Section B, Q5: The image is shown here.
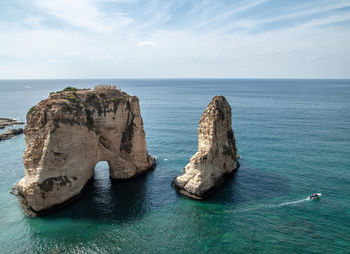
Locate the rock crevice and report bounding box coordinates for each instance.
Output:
[174,96,239,199]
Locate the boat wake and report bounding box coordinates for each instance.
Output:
[226,197,311,214]
[274,198,310,207]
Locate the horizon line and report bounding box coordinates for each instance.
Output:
[1,77,350,81]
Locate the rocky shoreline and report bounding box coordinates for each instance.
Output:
[0,117,24,141]
[0,117,24,129]
[0,128,23,141]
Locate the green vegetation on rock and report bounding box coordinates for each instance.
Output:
[53,87,90,94]
[62,87,79,92]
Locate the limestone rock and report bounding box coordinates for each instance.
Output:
[13,86,155,215]
[174,96,239,199]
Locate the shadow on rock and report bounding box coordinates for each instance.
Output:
[40,171,153,222]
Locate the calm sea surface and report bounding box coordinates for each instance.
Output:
[0,79,349,253]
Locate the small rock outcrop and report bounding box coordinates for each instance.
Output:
[0,128,23,141]
[174,96,239,199]
[13,86,155,215]
[0,117,24,129]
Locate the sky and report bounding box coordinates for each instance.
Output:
[0,0,349,79]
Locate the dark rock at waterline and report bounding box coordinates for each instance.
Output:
[0,128,23,141]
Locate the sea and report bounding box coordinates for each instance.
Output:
[0,79,349,253]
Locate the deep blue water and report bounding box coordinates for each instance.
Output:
[0,79,350,253]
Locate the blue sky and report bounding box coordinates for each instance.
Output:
[0,0,349,79]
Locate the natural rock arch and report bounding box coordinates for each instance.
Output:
[13,86,155,216]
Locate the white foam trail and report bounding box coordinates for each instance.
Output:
[164,158,168,161]
[24,86,33,89]
[274,198,309,207]
[226,198,310,214]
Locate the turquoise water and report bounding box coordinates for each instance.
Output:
[0,79,350,253]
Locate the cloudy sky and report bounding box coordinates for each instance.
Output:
[0,0,349,79]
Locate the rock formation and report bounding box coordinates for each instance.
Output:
[174,96,239,199]
[0,117,24,129]
[0,128,23,141]
[12,86,155,215]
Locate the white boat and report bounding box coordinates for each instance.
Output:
[309,193,322,200]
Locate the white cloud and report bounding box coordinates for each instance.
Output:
[89,55,116,60]
[137,41,159,47]
[194,0,270,29]
[32,0,132,32]
[261,1,350,25]
[67,52,81,56]
[0,0,349,78]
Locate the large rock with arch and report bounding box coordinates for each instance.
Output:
[12,86,155,216]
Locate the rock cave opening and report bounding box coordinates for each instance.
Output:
[94,161,111,182]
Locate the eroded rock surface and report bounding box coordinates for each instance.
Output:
[13,86,155,215]
[174,96,239,199]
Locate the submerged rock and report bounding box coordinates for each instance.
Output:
[13,86,155,216]
[0,128,23,141]
[174,96,239,199]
